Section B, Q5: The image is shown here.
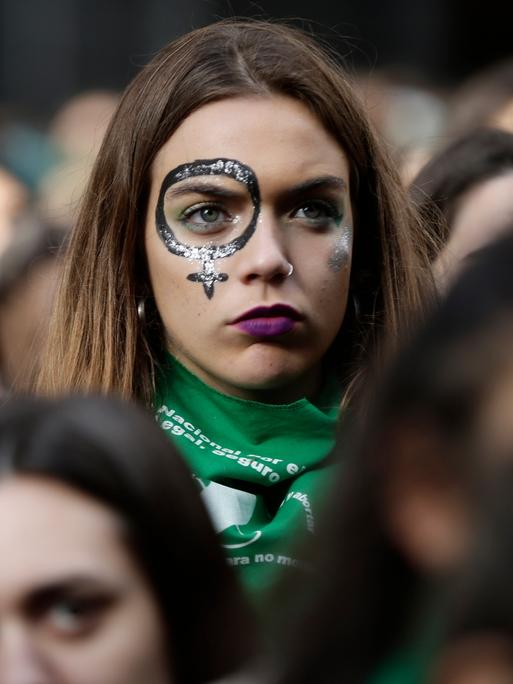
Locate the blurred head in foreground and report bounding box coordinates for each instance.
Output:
[0,394,255,683]
[276,228,513,683]
[429,466,513,684]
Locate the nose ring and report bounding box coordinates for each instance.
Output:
[286,263,294,278]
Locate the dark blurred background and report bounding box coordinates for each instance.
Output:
[1,0,512,125]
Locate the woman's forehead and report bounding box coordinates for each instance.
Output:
[150,95,351,189]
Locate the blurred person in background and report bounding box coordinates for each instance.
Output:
[273,227,513,684]
[0,164,29,253]
[1,90,118,233]
[0,91,118,394]
[47,90,120,161]
[34,19,434,611]
[353,69,448,185]
[0,394,257,684]
[0,107,61,196]
[0,219,65,394]
[0,161,64,395]
[36,89,119,232]
[443,57,513,142]
[409,127,513,290]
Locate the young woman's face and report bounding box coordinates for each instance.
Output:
[0,477,170,684]
[145,95,354,402]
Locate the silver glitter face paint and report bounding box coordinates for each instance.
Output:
[155,158,260,299]
[328,226,353,272]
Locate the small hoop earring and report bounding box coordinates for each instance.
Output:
[286,263,294,278]
[137,299,146,324]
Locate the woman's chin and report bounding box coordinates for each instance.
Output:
[172,346,323,401]
[216,362,321,403]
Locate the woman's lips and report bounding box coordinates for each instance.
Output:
[236,317,296,337]
[231,305,302,338]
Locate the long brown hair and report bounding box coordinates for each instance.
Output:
[36,19,434,406]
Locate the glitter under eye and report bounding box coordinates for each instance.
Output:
[328,226,353,272]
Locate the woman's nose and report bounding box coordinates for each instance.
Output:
[0,625,53,684]
[235,211,292,284]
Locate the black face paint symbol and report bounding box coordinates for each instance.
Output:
[155,159,260,299]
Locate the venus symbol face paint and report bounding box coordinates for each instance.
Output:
[155,158,260,299]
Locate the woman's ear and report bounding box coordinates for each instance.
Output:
[381,419,472,575]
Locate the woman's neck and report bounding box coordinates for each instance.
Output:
[167,352,324,404]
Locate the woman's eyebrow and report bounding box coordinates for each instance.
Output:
[164,175,347,208]
[22,576,119,613]
[165,182,244,200]
[274,176,347,209]
[22,574,124,613]
[285,176,347,197]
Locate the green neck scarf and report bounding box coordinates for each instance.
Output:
[155,355,342,603]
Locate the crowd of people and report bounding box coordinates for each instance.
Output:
[0,17,512,684]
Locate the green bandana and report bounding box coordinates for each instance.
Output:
[155,355,342,602]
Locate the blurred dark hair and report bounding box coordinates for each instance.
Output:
[443,465,513,640]
[410,127,513,257]
[276,228,513,683]
[0,394,256,683]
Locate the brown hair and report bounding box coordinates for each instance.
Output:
[35,19,434,407]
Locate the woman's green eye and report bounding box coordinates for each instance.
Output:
[299,204,323,219]
[179,203,233,233]
[45,595,111,636]
[198,207,221,223]
[293,201,340,222]
[48,601,90,632]
[182,204,226,225]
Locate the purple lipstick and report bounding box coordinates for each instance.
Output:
[232,304,302,338]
